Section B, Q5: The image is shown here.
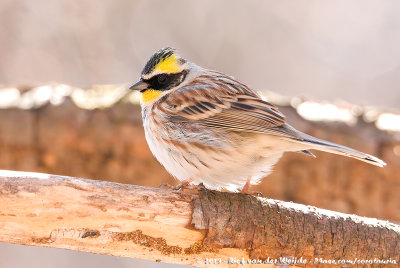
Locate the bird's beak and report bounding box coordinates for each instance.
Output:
[129,79,149,92]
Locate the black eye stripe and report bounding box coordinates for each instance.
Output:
[158,74,168,83]
[143,71,187,91]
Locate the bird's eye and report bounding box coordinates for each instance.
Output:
[157,74,168,84]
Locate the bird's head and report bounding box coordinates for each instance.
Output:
[130,47,191,105]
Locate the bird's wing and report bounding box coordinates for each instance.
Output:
[160,71,287,133]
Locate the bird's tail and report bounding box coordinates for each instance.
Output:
[297,132,386,167]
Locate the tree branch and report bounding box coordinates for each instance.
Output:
[0,170,398,267]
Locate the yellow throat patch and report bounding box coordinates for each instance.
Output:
[154,54,182,74]
[141,89,163,103]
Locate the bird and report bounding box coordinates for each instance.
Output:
[129,47,386,193]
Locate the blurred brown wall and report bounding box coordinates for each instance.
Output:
[0,101,398,223]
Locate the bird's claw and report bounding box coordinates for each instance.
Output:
[240,189,263,197]
[159,181,202,192]
[158,182,175,189]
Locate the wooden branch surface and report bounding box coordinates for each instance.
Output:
[0,170,399,267]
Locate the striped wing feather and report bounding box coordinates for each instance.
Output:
[162,72,286,133]
[157,72,386,167]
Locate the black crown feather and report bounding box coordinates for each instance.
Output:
[141,47,176,75]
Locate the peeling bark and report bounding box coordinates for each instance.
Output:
[0,170,399,267]
[192,189,400,265]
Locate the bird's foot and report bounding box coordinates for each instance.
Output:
[241,190,263,197]
[240,178,263,197]
[159,177,197,192]
[172,183,198,191]
[158,182,175,189]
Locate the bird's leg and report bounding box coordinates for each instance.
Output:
[240,178,252,194]
[240,177,263,197]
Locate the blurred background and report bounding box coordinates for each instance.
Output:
[0,0,399,267]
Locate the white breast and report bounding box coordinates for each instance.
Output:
[141,104,289,191]
[142,108,197,182]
